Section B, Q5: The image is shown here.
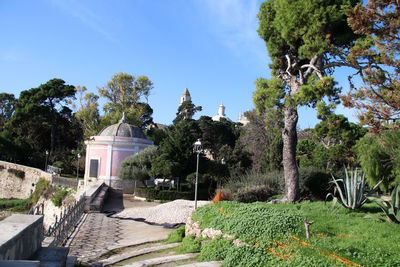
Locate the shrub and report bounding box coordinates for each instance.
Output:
[224,168,332,202]
[30,178,50,204]
[199,236,233,261]
[135,187,193,201]
[7,168,25,179]
[51,187,69,207]
[166,225,185,243]
[179,236,201,253]
[298,167,331,200]
[119,146,158,182]
[224,170,284,203]
[232,185,277,203]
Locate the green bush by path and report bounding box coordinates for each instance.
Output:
[223,168,332,202]
[179,236,201,253]
[166,225,185,244]
[193,201,400,266]
[199,236,233,261]
[135,187,193,201]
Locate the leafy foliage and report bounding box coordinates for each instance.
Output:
[178,236,201,253]
[119,146,158,182]
[75,86,101,139]
[193,202,302,244]
[199,236,233,262]
[0,93,16,130]
[173,100,202,124]
[135,187,193,201]
[194,201,400,266]
[166,225,185,243]
[98,72,154,129]
[5,79,82,167]
[355,129,400,191]
[51,187,69,207]
[342,0,400,133]
[255,0,357,202]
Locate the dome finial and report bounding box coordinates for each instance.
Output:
[120,112,128,123]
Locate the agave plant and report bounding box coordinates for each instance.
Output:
[326,167,382,210]
[370,184,400,223]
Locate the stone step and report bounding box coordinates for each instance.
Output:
[90,185,109,212]
[99,243,180,266]
[122,253,198,267]
[0,260,40,267]
[31,247,69,267]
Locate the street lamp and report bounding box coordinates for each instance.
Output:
[76,153,81,182]
[45,150,49,172]
[221,157,226,165]
[193,139,203,210]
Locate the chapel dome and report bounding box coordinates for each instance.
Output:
[98,113,147,139]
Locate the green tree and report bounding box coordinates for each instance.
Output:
[150,121,201,180]
[356,129,400,191]
[119,146,159,183]
[313,113,367,169]
[173,100,202,124]
[75,86,101,139]
[0,93,16,130]
[98,72,154,128]
[9,79,82,166]
[254,0,357,202]
[197,116,237,159]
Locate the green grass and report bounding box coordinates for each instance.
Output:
[0,198,30,212]
[193,201,400,266]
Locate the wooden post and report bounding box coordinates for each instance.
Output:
[304,218,314,239]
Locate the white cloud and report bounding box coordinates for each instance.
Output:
[199,0,266,61]
[49,0,117,43]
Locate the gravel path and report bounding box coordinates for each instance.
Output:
[111,199,210,225]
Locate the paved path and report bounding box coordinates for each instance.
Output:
[66,189,173,264]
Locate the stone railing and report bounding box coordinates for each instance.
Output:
[0,214,43,260]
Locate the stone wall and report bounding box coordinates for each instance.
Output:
[0,214,43,260]
[0,161,52,200]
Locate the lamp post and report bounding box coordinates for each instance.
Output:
[193,139,203,210]
[76,153,81,182]
[45,150,49,172]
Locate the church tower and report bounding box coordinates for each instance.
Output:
[180,88,191,105]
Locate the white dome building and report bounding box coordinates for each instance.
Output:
[83,113,154,193]
[212,104,231,122]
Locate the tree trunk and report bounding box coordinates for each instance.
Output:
[282,105,299,202]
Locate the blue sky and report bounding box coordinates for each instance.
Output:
[0,0,358,129]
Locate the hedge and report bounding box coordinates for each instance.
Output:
[135,187,193,200]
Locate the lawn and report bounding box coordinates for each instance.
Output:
[192,201,400,266]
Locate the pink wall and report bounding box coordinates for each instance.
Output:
[88,146,108,177]
[111,149,135,176]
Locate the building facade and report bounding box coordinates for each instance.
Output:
[83,113,154,193]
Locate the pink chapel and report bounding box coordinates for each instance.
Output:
[83,113,154,193]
